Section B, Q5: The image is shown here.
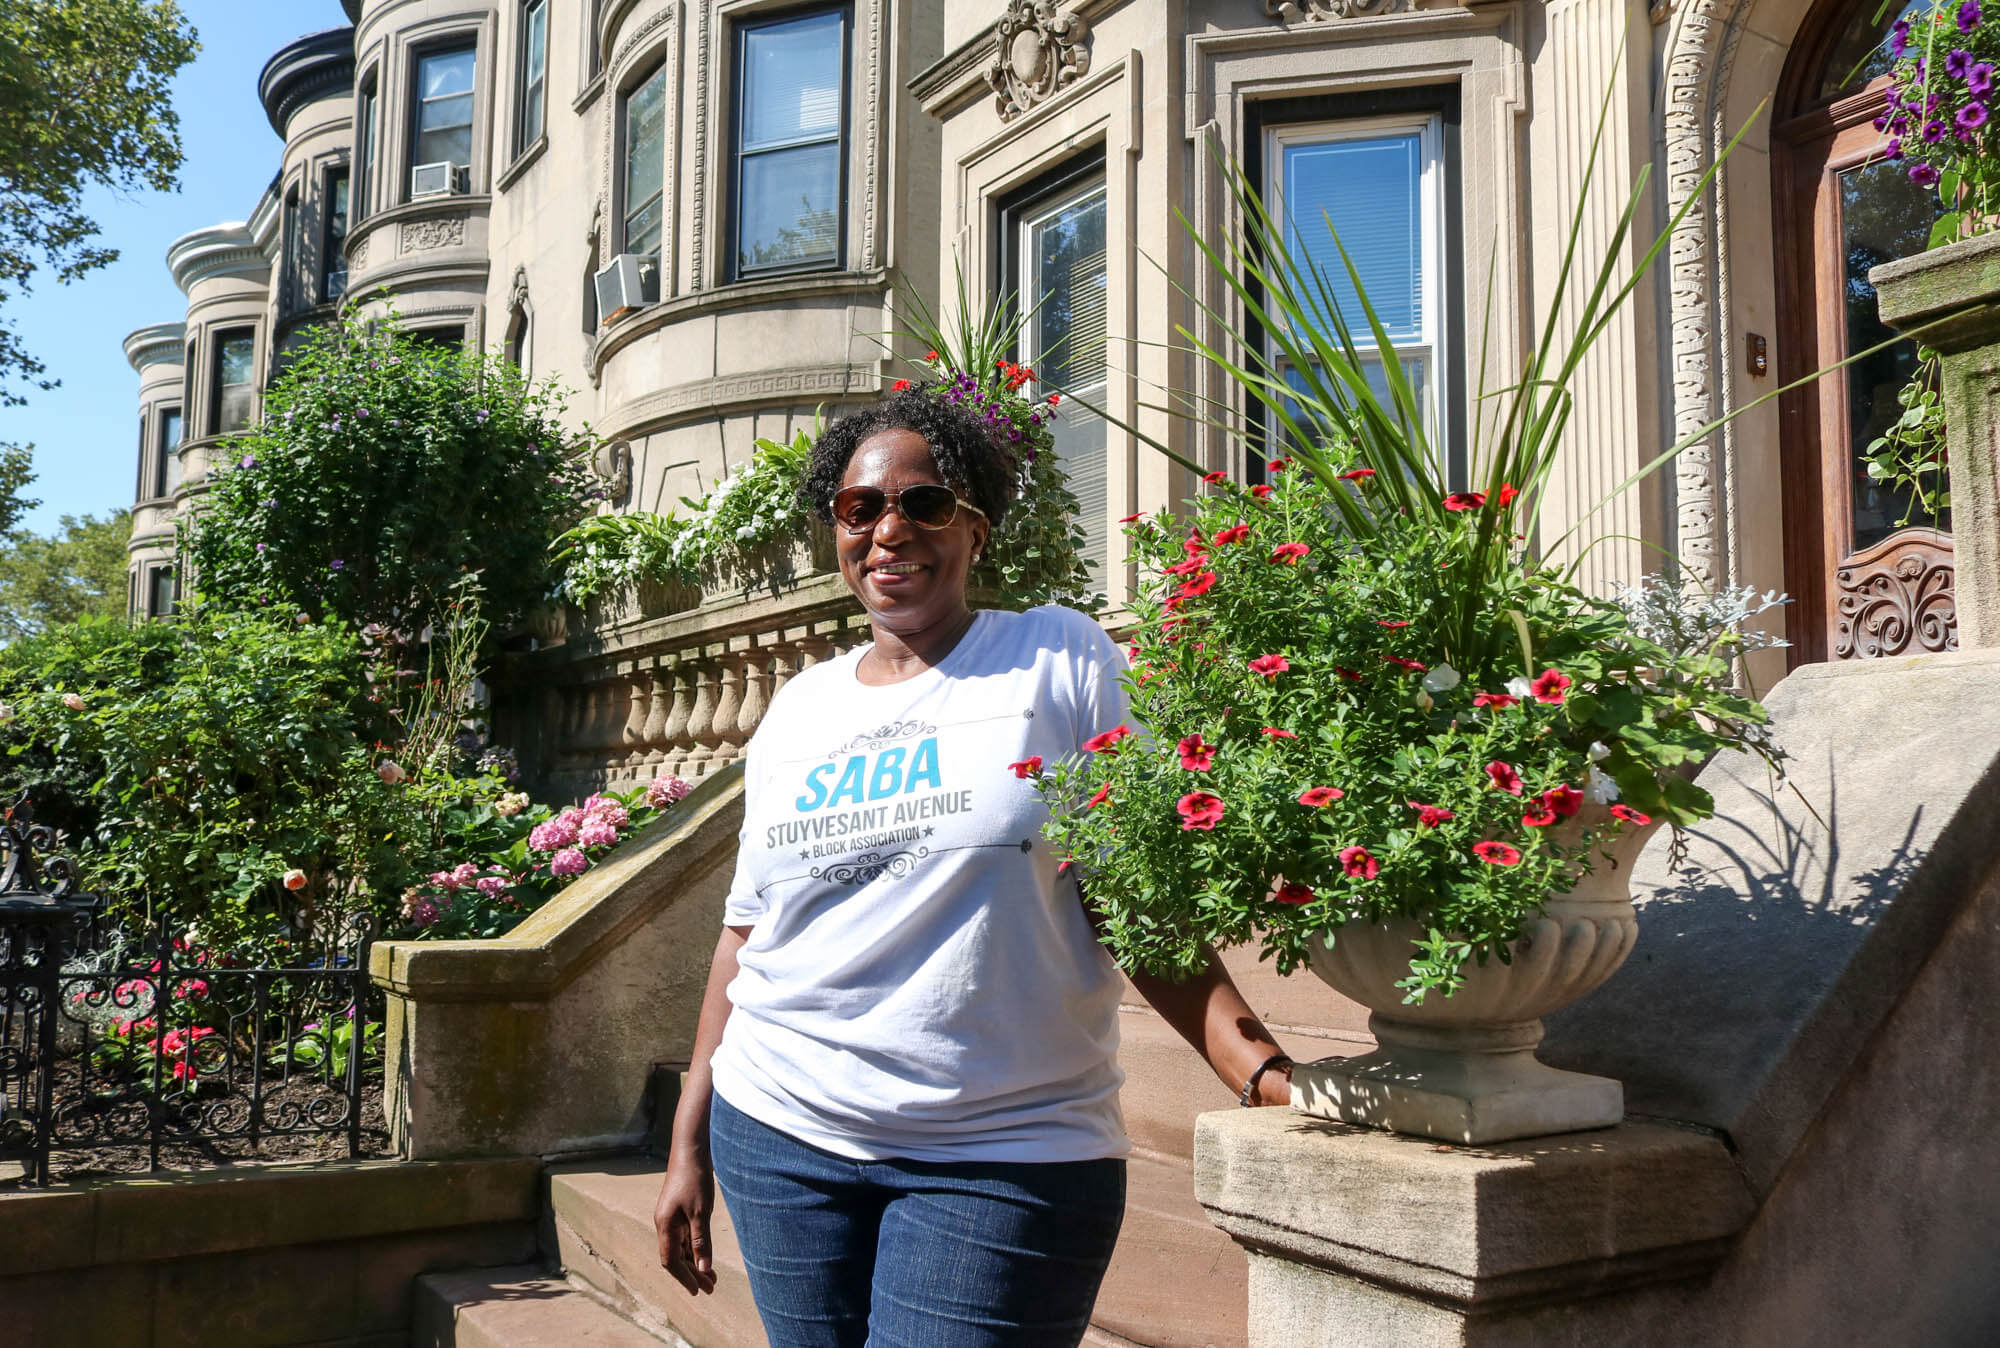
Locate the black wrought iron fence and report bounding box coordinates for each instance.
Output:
[0,797,382,1185]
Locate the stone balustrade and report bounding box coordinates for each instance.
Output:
[491,569,869,802]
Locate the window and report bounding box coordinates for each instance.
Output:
[587,0,605,80]
[183,340,197,431]
[732,7,846,276]
[147,567,176,620]
[1006,166,1110,589]
[621,63,668,257]
[355,77,377,219]
[280,187,301,314]
[411,46,476,187]
[323,168,350,302]
[211,330,257,436]
[1264,112,1450,458]
[517,0,548,153]
[134,416,146,500]
[408,326,464,352]
[157,406,183,498]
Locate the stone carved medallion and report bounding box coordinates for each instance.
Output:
[400,216,466,254]
[1265,0,1406,21]
[593,439,633,508]
[988,1,1091,120]
[1834,529,1957,659]
[347,234,369,269]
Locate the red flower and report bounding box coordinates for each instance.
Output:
[1178,792,1226,830]
[1496,483,1519,507]
[1375,619,1410,629]
[1269,542,1310,564]
[1082,725,1133,754]
[1297,786,1343,807]
[1339,845,1380,879]
[1057,857,1075,874]
[1485,761,1524,795]
[1472,691,1519,709]
[1274,881,1315,904]
[1407,801,1455,828]
[1267,458,1290,473]
[925,349,939,361]
[1213,524,1252,546]
[1183,534,1210,559]
[1250,484,1274,499]
[1261,727,1298,740]
[1530,668,1572,704]
[1382,655,1427,673]
[1203,470,1228,484]
[1162,557,1206,576]
[1248,653,1291,677]
[172,1061,198,1082]
[1610,803,1652,826]
[1443,492,1488,511]
[1047,393,1062,406]
[892,378,912,392]
[1522,802,1557,827]
[1176,570,1218,599]
[1338,467,1376,482]
[1085,784,1113,809]
[1333,666,1362,682]
[1542,784,1583,818]
[1177,734,1216,771]
[1008,756,1044,779]
[1119,511,1146,524]
[1473,841,1523,866]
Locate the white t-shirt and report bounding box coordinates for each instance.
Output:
[708,605,1131,1163]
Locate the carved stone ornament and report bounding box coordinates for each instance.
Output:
[1265,0,1406,21]
[987,1,1091,121]
[594,439,634,508]
[347,234,369,269]
[400,216,466,254]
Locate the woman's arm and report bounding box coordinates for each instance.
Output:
[653,923,751,1293]
[1125,949,1293,1107]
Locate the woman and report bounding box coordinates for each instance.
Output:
[653,387,1293,1347]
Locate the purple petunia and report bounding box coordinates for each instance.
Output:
[1960,0,1981,34]
[1925,118,1950,141]
[1892,18,1912,55]
[330,558,345,571]
[1960,100,1990,130]
[1911,162,1943,187]
[1972,62,1996,95]
[1949,48,1974,79]
[1886,135,1905,159]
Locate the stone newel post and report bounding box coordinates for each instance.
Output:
[1873,232,2000,647]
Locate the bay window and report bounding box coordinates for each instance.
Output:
[731,7,846,276]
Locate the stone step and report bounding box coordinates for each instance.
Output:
[547,1145,1250,1348]
[412,1265,680,1347]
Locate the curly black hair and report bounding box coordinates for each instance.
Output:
[799,387,1019,530]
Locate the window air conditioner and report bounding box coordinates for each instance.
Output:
[594,253,661,323]
[410,161,467,198]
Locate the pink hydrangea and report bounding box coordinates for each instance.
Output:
[578,818,619,848]
[429,862,480,890]
[549,847,590,878]
[529,816,580,852]
[582,794,631,828]
[475,875,510,897]
[403,897,441,928]
[645,775,694,808]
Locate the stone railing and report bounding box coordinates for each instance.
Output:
[491,566,870,801]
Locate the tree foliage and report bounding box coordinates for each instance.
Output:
[0,0,200,404]
[185,317,594,645]
[0,440,40,535]
[0,506,131,642]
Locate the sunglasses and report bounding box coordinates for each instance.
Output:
[831,484,987,533]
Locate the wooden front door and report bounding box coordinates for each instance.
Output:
[1775,0,1956,664]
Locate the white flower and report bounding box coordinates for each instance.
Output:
[1586,766,1621,804]
[494,791,531,817]
[282,868,309,891]
[0,703,14,725]
[60,693,86,711]
[1421,664,1461,694]
[1506,676,1533,701]
[1588,741,1610,762]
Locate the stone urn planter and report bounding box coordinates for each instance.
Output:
[1294,806,1656,1144]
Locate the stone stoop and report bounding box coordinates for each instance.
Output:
[412,1266,684,1346]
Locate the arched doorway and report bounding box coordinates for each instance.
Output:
[1774,0,1956,663]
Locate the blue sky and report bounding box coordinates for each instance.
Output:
[0,1,349,535]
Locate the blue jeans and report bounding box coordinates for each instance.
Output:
[709,1092,1126,1347]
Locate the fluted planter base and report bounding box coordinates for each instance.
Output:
[1292,1015,1622,1144]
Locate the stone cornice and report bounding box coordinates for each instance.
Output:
[167,223,269,295]
[258,27,357,137]
[911,23,999,118]
[123,322,187,375]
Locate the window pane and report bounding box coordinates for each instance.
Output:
[623,65,668,253]
[149,568,176,619]
[522,1,547,146]
[421,49,475,100]
[220,336,255,386]
[1282,133,1424,343]
[1281,356,1429,446]
[1027,187,1108,392]
[742,12,844,149]
[357,89,375,216]
[159,409,183,496]
[739,142,839,270]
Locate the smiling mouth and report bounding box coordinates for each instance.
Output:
[870,563,927,576]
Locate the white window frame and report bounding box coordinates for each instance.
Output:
[1263,112,1448,461]
[517,0,549,153]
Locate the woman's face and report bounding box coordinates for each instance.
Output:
[834,427,990,638]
